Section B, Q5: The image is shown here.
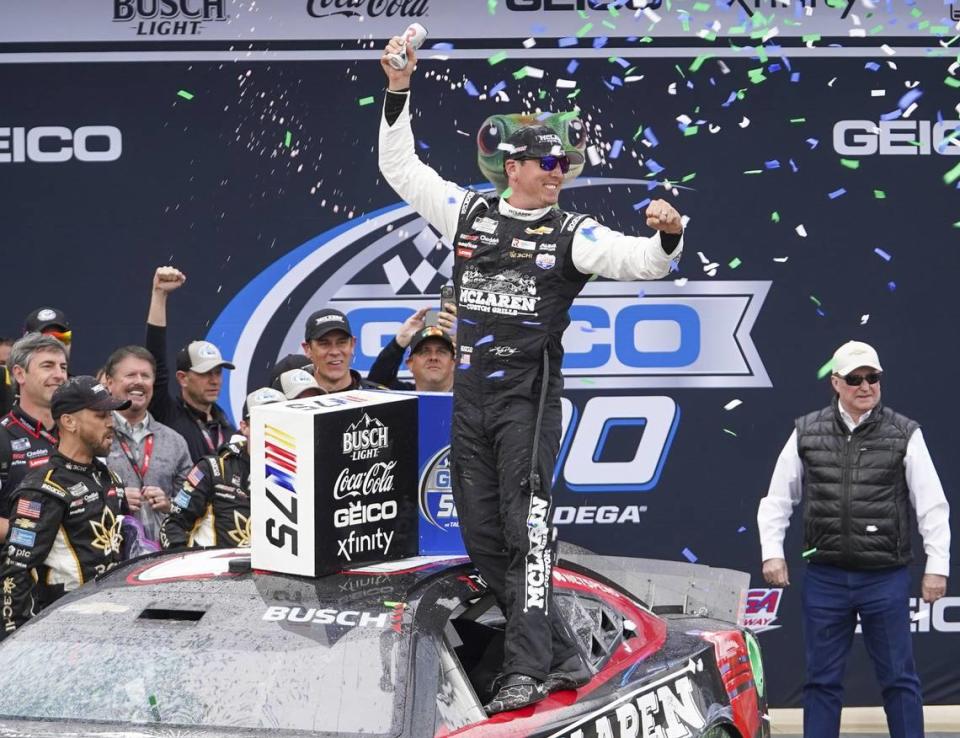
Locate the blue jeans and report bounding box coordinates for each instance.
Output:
[802,563,923,738]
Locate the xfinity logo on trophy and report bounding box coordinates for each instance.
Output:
[342,413,389,460]
[113,0,228,36]
[307,0,429,19]
[728,0,854,19]
[0,126,122,164]
[833,120,960,156]
[505,0,662,10]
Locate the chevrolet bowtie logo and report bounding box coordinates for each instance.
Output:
[728,0,855,20]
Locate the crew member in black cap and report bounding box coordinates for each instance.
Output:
[145,266,237,463]
[379,40,685,713]
[368,312,456,392]
[0,376,130,639]
[161,387,285,550]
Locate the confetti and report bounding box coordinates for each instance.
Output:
[681,547,698,563]
[874,189,887,199]
[773,256,789,263]
[501,187,513,199]
[861,314,870,325]
[610,139,623,159]
[728,257,742,269]
[912,609,931,622]
[358,96,375,106]
[802,547,818,558]
[737,526,747,533]
[723,428,737,437]
[887,281,897,291]
[724,399,742,411]
[487,370,505,379]
[840,158,860,169]
[874,247,892,261]
[566,59,579,74]
[176,90,194,100]
[556,78,578,89]
[944,161,960,186]
[284,131,292,148]
[464,80,480,97]
[828,188,847,199]
[771,211,780,222]
[488,51,508,66]
[795,224,808,238]
[816,359,834,380]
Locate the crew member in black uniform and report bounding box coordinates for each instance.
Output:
[160,387,285,549]
[0,376,130,639]
[379,39,685,712]
[0,334,68,542]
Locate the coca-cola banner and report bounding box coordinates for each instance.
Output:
[1,0,958,708]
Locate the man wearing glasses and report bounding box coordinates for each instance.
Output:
[378,39,684,713]
[758,340,950,738]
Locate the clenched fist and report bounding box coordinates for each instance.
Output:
[645,199,683,235]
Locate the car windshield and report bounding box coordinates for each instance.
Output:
[0,574,406,735]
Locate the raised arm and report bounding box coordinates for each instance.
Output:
[378,37,467,244]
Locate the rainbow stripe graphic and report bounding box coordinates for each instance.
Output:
[265,424,297,494]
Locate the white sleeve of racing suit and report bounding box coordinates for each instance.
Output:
[569,217,683,281]
[378,90,469,244]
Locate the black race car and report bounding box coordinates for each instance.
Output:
[0,548,769,737]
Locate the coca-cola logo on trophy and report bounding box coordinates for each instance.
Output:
[306,0,429,20]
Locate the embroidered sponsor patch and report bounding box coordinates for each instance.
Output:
[68,483,88,498]
[10,529,36,547]
[10,438,29,452]
[511,237,536,251]
[456,248,474,259]
[535,253,556,270]
[174,490,192,508]
[187,467,205,486]
[472,217,498,234]
[525,225,554,235]
[15,499,42,520]
[539,242,557,252]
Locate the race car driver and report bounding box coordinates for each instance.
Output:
[0,376,130,640]
[160,387,286,549]
[378,40,685,713]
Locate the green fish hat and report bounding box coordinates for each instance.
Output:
[476,112,588,195]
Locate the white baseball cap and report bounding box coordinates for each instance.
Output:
[832,340,882,377]
[275,368,322,400]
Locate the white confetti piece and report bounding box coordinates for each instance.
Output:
[739,116,750,128]
[796,224,808,238]
[521,66,544,79]
[624,75,645,83]
[773,256,789,263]
[522,37,536,48]
[860,314,870,325]
[586,145,602,166]
[673,277,689,287]
[708,123,721,133]
[762,27,779,42]
[697,251,710,264]
[724,399,742,411]
[849,28,866,37]
[881,43,896,56]
[903,102,917,118]
[912,609,930,622]
[642,6,661,23]
[828,77,837,87]
[668,82,677,95]
[555,78,577,89]
[871,89,886,96]
[677,114,693,126]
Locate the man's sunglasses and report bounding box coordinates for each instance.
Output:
[42,328,72,346]
[839,371,882,387]
[523,155,571,174]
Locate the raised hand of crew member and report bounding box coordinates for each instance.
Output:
[644,199,683,235]
[438,303,457,342]
[143,485,171,514]
[762,557,790,587]
[922,573,947,604]
[396,307,429,348]
[153,266,187,294]
[381,37,418,91]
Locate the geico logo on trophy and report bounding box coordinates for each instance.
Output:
[342,413,389,459]
[113,0,228,36]
[333,461,397,500]
[333,499,398,529]
[0,126,122,164]
[833,120,960,156]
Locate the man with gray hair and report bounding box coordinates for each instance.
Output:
[0,334,68,542]
[103,345,193,547]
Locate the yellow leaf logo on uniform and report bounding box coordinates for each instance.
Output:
[227,511,251,547]
[90,507,122,556]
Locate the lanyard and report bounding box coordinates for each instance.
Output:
[195,419,224,454]
[118,434,155,484]
[7,412,58,446]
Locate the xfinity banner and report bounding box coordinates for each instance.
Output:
[0,10,958,708]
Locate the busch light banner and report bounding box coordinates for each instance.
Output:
[1,0,958,708]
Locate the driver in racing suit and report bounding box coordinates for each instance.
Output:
[0,376,130,640]
[378,40,685,713]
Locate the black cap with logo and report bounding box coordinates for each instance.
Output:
[503,125,585,164]
[52,376,130,420]
[305,309,353,342]
[24,307,70,334]
[409,326,455,355]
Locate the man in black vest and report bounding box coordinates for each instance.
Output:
[379,39,685,713]
[758,340,950,738]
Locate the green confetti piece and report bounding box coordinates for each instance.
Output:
[683,126,699,137]
[487,0,496,13]
[944,161,960,186]
[176,89,194,100]
[910,7,923,17]
[689,54,714,72]
[945,76,960,89]
[816,359,834,380]
[789,117,806,124]
[488,50,508,66]
[512,67,528,80]
[538,89,547,100]
[802,547,818,558]
[840,158,860,169]
[743,169,763,175]
[674,63,687,79]
[284,131,292,148]
[801,33,821,43]
[953,221,960,229]
[639,36,653,44]
[931,24,949,34]
[576,22,593,38]
[723,428,738,437]
[608,4,620,17]
[580,377,596,385]
[632,125,644,141]
[358,96,375,106]
[680,172,696,183]
[771,211,780,222]
[501,187,513,199]
[577,9,589,19]
[149,695,158,706]
[868,24,885,35]
[728,257,742,269]
[809,295,822,307]
[748,68,767,84]
[566,89,582,99]
[692,1,710,10]
[383,600,405,608]
[874,189,886,199]
[602,19,617,30]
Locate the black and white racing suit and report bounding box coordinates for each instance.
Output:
[379,89,683,681]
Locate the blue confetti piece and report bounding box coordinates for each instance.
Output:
[828,187,846,199]
[566,59,579,75]
[486,370,506,379]
[668,259,680,273]
[681,547,698,563]
[460,318,477,326]
[737,526,747,533]
[790,72,800,82]
[646,159,664,175]
[458,363,471,371]
[768,63,782,73]
[626,35,638,42]
[789,158,798,173]
[610,76,623,87]
[874,247,892,261]
[475,334,494,346]
[610,139,623,159]
[464,80,479,97]
[611,56,630,68]
[558,36,578,47]
[447,196,457,204]
[521,321,542,326]
[816,308,826,317]
[603,80,615,91]
[637,289,646,298]
[764,159,781,169]
[721,91,738,107]
[806,138,819,149]
[887,281,897,291]
[431,42,454,50]
[644,127,659,147]
[489,80,507,96]
[898,87,923,110]
[864,61,881,71]
[417,140,430,150]
[592,36,608,49]
[879,108,902,121]
[532,24,546,33]
[632,197,652,211]
[581,226,598,241]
